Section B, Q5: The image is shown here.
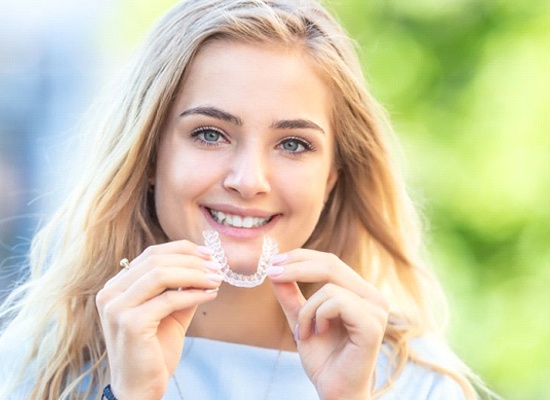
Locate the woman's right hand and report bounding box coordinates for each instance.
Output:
[95,240,223,400]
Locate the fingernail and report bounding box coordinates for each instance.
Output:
[204,287,219,295]
[198,246,213,256]
[266,266,285,277]
[206,273,224,282]
[269,253,288,265]
[294,324,300,342]
[204,260,222,272]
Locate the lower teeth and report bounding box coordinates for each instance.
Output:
[202,230,278,288]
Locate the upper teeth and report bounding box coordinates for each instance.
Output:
[209,209,271,228]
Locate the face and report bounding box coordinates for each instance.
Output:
[154,41,338,272]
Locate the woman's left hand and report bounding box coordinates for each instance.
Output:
[268,249,390,400]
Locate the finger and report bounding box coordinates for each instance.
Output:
[319,298,389,348]
[270,281,306,334]
[107,249,217,293]
[121,266,223,307]
[268,249,377,301]
[298,284,388,345]
[132,240,213,266]
[314,293,364,337]
[118,288,220,337]
[294,283,350,340]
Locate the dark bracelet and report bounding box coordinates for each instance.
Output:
[102,384,118,400]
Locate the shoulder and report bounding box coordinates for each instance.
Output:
[375,337,467,400]
[0,331,34,399]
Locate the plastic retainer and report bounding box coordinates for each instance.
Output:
[202,230,278,288]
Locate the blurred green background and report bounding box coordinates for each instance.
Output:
[63,0,550,399]
[337,2,550,398]
[336,2,550,399]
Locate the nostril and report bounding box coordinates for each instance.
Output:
[222,163,271,198]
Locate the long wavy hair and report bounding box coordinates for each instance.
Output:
[0,0,488,398]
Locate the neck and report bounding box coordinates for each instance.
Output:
[187,282,296,351]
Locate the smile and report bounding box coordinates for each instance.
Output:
[208,208,273,228]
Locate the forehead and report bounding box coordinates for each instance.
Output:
[173,40,333,129]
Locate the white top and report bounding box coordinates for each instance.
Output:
[0,336,466,399]
[162,337,466,400]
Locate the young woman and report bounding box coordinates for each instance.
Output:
[0,0,494,399]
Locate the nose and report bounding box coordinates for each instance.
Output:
[222,147,271,198]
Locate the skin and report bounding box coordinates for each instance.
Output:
[96,41,389,400]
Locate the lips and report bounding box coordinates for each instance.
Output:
[207,208,274,228]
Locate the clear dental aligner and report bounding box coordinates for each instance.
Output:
[202,230,279,288]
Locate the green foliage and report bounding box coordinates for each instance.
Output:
[335,1,550,398]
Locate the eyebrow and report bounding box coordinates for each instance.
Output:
[180,105,325,134]
[270,119,325,135]
[179,106,243,126]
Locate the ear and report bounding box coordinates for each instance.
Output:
[147,173,156,193]
[324,167,339,203]
[148,171,156,186]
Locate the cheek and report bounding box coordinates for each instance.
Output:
[274,179,327,252]
[277,166,330,217]
[153,142,217,217]
[153,146,223,241]
[155,140,219,193]
[156,162,203,193]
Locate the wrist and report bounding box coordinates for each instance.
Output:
[102,385,118,400]
[101,383,165,400]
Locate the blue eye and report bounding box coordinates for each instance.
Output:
[279,137,315,154]
[202,130,221,142]
[190,127,227,146]
[282,141,300,152]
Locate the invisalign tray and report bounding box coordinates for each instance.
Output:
[202,230,279,288]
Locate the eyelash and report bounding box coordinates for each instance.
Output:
[190,126,228,147]
[278,136,316,155]
[190,127,316,155]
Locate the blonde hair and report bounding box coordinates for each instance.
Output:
[0,0,490,398]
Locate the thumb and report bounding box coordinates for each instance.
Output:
[270,281,306,331]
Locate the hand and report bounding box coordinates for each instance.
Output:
[267,250,390,400]
[95,241,223,400]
